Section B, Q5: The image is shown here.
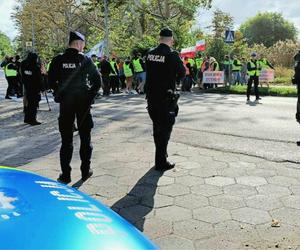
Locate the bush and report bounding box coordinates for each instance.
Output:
[273,66,294,85]
[204,85,297,97]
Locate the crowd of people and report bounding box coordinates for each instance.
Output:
[1,48,276,106]
[180,52,274,93]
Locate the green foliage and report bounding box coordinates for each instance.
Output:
[206,85,297,97]
[240,12,297,47]
[243,40,300,68]
[206,37,230,63]
[13,0,212,58]
[209,9,233,38]
[0,32,14,57]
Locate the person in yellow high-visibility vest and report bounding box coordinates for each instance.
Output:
[247,52,262,102]
[5,57,21,99]
[132,53,146,94]
[123,57,135,94]
[109,57,120,94]
[259,54,274,88]
[232,55,242,85]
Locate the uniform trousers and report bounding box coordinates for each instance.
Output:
[58,94,93,176]
[148,102,175,166]
[247,75,259,99]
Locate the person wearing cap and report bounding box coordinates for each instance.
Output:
[246,52,262,102]
[48,31,101,184]
[145,28,185,171]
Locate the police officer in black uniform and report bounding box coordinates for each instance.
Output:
[145,28,185,171]
[48,31,101,184]
[20,52,43,125]
[294,50,300,123]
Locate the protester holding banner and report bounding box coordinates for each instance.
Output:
[259,55,274,88]
[209,57,219,88]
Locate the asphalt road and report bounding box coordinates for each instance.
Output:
[1,74,300,164]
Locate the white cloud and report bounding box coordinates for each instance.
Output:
[0,0,18,40]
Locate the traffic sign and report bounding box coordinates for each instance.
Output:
[225,30,235,43]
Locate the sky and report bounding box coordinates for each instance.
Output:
[196,0,300,34]
[0,1,18,39]
[1,0,300,40]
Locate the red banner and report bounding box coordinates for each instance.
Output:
[180,46,196,58]
[196,40,205,51]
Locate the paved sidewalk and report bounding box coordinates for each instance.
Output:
[21,111,300,250]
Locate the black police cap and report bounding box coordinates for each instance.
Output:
[159,28,173,37]
[69,31,85,45]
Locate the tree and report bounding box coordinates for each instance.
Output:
[0,32,14,57]
[240,12,297,47]
[13,0,212,58]
[209,8,233,38]
[205,9,234,63]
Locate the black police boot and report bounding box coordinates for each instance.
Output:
[57,173,71,184]
[81,169,93,181]
[29,120,42,126]
[5,95,12,99]
[155,161,175,171]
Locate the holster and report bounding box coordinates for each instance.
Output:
[165,89,180,117]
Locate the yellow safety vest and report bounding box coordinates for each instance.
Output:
[123,63,133,77]
[248,61,261,76]
[195,58,203,69]
[110,61,117,76]
[94,61,100,68]
[46,60,52,72]
[5,63,17,77]
[132,58,143,73]
[188,58,195,67]
[260,59,269,69]
[232,59,242,71]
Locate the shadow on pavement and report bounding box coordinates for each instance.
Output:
[111,167,163,232]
